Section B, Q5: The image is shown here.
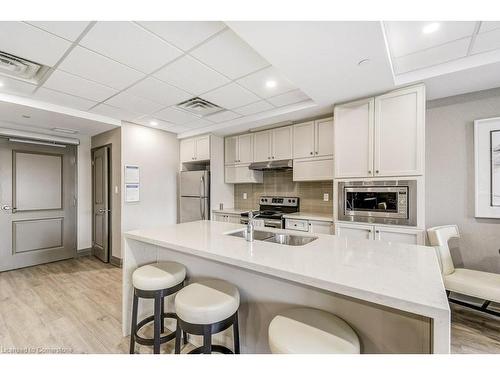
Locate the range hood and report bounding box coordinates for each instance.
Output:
[248,159,293,170]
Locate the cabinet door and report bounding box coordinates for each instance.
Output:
[272,126,293,160]
[224,136,238,165]
[309,220,333,234]
[293,156,333,181]
[238,134,253,163]
[227,214,242,224]
[374,226,424,245]
[180,139,196,163]
[335,223,374,240]
[333,98,374,178]
[195,136,210,161]
[225,165,263,184]
[253,130,271,162]
[292,121,315,159]
[315,118,334,157]
[213,213,226,222]
[374,85,424,176]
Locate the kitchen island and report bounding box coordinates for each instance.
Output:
[123,220,450,354]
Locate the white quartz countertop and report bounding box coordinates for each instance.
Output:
[283,212,334,222]
[124,221,449,320]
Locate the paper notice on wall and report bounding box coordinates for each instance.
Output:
[125,184,140,202]
[125,165,140,184]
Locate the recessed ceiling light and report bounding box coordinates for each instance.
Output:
[422,22,440,34]
[51,127,78,134]
[149,120,158,126]
[0,81,4,87]
[265,80,277,89]
[358,59,370,66]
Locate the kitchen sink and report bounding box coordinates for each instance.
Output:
[227,230,317,246]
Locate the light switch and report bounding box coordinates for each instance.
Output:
[115,185,119,194]
[243,192,247,200]
[323,193,329,202]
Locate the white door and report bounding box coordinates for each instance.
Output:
[315,118,334,157]
[195,136,210,161]
[374,226,424,245]
[334,98,374,178]
[335,223,374,240]
[374,85,424,177]
[253,130,271,162]
[224,136,238,165]
[292,121,315,159]
[272,126,292,160]
[238,134,253,163]
[180,138,196,163]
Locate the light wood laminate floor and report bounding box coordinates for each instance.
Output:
[0,256,498,354]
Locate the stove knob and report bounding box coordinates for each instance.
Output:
[288,199,291,203]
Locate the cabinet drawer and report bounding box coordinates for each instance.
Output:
[285,219,309,232]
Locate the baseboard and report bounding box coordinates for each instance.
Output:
[110,255,122,268]
[76,248,92,257]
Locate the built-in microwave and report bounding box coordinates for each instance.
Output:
[338,180,417,226]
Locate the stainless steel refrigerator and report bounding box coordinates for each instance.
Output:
[180,170,210,223]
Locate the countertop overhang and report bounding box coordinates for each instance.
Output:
[124,220,449,320]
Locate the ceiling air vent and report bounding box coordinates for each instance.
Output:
[0,51,49,84]
[176,97,224,117]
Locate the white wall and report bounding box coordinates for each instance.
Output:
[121,123,179,249]
[426,87,500,273]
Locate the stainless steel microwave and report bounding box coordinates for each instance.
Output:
[338,180,417,226]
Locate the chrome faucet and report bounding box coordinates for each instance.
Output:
[245,211,260,242]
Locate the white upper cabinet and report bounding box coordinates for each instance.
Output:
[334,98,374,178]
[292,121,315,159]
[238,133,253,163]
[315,118,334,157]
[253,130,271,162]
[334,84,425,178]
[180,135,210,163]
[272,126,293,160]
[374,85,425,177]
[224,136,238,165]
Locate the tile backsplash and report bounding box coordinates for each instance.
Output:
[234,170,333,214]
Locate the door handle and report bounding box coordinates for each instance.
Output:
[1,205,13,211]
[98,208,111,214]
[200,176,205,220]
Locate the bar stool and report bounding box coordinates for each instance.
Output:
[268,308,360,354]
[174,279,240,354]
[130,261,187,354]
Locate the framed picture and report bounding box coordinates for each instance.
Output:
[474,117,500,218]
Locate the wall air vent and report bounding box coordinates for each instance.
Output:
[176,97,224,117]
[0,51,49,84]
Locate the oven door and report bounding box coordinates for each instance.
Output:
[344,186,408,219]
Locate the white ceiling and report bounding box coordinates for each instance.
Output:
[1,21,500,138]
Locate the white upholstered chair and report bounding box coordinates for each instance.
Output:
[427,225,500,317]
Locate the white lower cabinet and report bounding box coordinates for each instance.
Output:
[225,164,263,184]
[335,222,424,245]
[213,212,241,223]
[285,218,333,235]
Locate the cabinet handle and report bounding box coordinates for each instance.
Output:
[315,151,318,154]
[368,170,372,174]
[272,156,275,159]
[310,151,313,155]
[375,170,379,174]
[268,156,271,159]
[375,230,380,233]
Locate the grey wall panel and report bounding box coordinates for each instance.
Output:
[13,218,63,253]
[14,151,62,211]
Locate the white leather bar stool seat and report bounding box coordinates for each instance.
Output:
[132,262,186,291]
[175,279,240,324]
[268,308,360,354]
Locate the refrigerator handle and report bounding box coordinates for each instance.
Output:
[200,176,205,219]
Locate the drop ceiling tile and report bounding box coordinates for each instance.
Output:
[479,21,500,33]
[80,22,183,74]
[166,125,190,134]
[26,21,90,41]
[184,118,214,128]
[384,21,476,57]
[105,92,164,115]
[0,22,71,66]
[43,69,118,102]
[154,55,230,95]
[236,66,296,98]
[90,103,140,121]
[58,46,145,90]
[201,83,260,109]
[234,100,274,116]
[394,38,471,74]
[204,110,241,123]
[126,77,192,106]
[190,29,269,79]
[137,21,226,51]
[0,76,37,95]
[267,90,309,107]
[33,87,97,111]
[154,107,200,125]
[133,116,176,129]
[471,28,500,54]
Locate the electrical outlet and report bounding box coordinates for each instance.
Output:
[323,193,329,202]
[243,192,247,200]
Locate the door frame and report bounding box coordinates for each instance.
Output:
[91,144,112,262]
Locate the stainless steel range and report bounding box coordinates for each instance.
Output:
[240,196,299,228]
